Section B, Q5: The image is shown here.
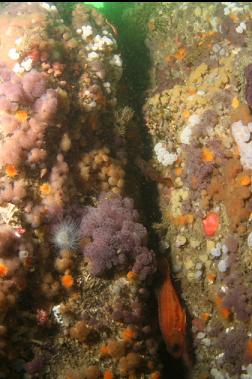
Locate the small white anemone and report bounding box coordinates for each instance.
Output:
[52,218,80,251]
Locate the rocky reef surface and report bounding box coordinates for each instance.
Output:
[3,2,252,379]
[136,2,252,378]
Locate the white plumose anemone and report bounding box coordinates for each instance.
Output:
[52,218,80,251]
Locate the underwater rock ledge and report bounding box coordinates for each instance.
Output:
[139,2,252,379]
[0,3,163,379]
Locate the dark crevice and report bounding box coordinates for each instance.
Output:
[103,4,188,379]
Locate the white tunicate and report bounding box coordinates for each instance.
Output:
[215,352,224,363]
[40,2,56,12]
[81,24,93,40]
[180,124,192,144]
[210,368,224,379]
[103,82,111,94]
[241,363,252,379]
[110,278,128,295]
[210,367,230,379]
[12,63,24,74]
[197,332,206,339]
[19,250,29,261]
[8,48,20,61]
[213,43,221,53]
[15,37,23,46]
[21,57,33,71]
[154,142,178,166]
[175,234,186,247]
[218,258,229,273]
[245,364,252,376]
[240,374,251,379]
[220,285,228,293]
[88,101,97,108]
[202,338,211,347]
[221,244,229,255]
[195,262,203,270]
[89,34,115,51]
[102,36,114,46]
[247,232,252,248]
[194,270,203,280]
[40,2,50,11]
[87,51,99,61]
[180,114,201,144]
[172,262,182,273]
[236,21,246,34]
[210,246,222,258]
[236,25,244,33]
[197,90,205,95]
[110,54,122,67]
[52,305,64,324]
[240,22,246,30]
[231,121,252,169]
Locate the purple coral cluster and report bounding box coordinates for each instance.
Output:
[221,245,252,322]
[0,66,58,169]
[80,193,156,280]
[217,327,247,374]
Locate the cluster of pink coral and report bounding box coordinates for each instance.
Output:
[0,68,57,168]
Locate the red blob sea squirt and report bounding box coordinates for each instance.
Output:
[202,212,219,237]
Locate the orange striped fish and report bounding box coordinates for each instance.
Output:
[157,259,191,368]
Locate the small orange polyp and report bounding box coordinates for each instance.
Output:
[0,262,8,277]
[207,272,216,283]
[5,164,17,177]
[219,307,231,320]
[175,47,187,61]
[187,87,197,95]
[183,110,190,119]
[61,274,74,288]
[103,370,113,379]
[246,339,252,358]
[215,294,223,307]
[239,175,251,186]
[40,183,51,196]
[175,167,183,176]
[150,372,161,379]
[200,312,210,321]
[15,109,28,122]
[232,97,240,109]
[100,345,109,356]
[121,327,135,341]
[127,271,137,280]
[202,148,215,162]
